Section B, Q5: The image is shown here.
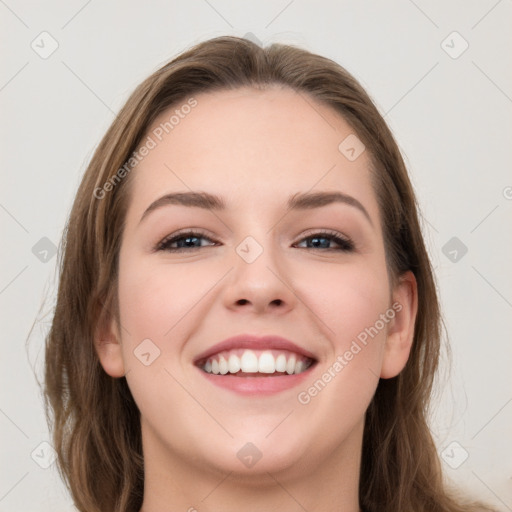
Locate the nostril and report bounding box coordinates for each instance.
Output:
[237,299,249,305]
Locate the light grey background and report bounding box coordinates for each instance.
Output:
[1,1,511,511]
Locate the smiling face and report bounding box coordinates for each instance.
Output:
[96,85,417,485]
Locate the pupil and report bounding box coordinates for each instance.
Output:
[311,237,328,248]
[182,236,198,247]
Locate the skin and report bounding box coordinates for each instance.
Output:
[95,85,417,512]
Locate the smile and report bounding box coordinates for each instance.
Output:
[199,348,315,376]
[193,333,318,394]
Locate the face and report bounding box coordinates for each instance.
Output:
[98,85,416,479]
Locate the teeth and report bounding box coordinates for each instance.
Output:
[240,350,259,372]
[228,353,241,373]
[201,349,312,376]
[286,355,296,375]
[258,351,275,373]
[218,355,229,375]
[275,353,287,372]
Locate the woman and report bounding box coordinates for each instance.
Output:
[44,35,494,512]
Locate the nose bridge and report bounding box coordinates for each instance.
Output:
[230,203,277,269]
[223,227,295,312]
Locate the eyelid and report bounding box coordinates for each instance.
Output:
[298,228,351,240]
[154,228,356,252]
[295,228,355,250]
[154,228,217,252]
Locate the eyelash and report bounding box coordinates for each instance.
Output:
[156,229,355,253]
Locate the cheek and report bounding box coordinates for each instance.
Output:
[295,257,389,335]
[115,255,219,422]
[117,257,219,344]
[290,257,390,381]
[264,259,391,453]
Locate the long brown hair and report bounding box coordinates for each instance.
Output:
[44,36,493,512]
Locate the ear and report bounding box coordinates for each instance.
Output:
[94,299,125,378]
[380,270,418,379]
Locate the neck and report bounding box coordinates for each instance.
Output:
[139,419,364,512]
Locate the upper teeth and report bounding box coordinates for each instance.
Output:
[202,349,311,375]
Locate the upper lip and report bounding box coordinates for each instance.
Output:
[193,334,318,365]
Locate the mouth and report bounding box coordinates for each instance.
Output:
[193,334,318,394]
[197,348,316,376]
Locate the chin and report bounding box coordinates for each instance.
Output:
[194,430,313,479]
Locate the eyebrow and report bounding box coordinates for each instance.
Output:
[139,190,373,227]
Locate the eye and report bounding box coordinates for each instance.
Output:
[155,229,355,253]
[294,230,355,252]
[156,230,218,252]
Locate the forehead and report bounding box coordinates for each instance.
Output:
[126,85,377,218]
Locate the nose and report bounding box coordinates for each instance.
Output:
[222,236,297,316]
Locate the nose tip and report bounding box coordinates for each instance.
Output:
[223,241,296,315]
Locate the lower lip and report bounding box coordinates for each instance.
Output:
[196,365,316,395]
